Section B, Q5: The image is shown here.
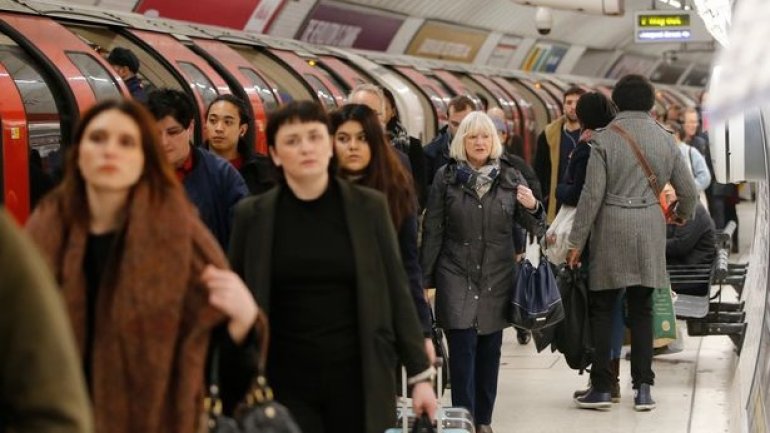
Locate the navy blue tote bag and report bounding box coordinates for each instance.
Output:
[510,258,565,330]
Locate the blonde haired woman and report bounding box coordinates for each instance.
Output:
[421,111,545,433]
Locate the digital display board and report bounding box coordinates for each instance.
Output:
[638,13,691,28]
[634,11,694,44]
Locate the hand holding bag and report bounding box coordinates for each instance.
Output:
[202,314,301,433]
[510,254,565,330]
[541,205,577,264]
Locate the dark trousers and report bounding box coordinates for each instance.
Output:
[446,329,503,425]
[589,287,655,391]
[269,356,364,433]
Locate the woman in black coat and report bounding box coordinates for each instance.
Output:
[228,101,436,433]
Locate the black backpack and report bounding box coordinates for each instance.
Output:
[551,266,593,372]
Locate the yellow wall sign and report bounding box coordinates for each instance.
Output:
[638,13,690,28]
[634,11,696,43]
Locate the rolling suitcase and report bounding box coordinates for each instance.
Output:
[386,360,474,433]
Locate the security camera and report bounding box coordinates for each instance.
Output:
[535,7,552,36]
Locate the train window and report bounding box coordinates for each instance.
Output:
[0,46,62,185]
[64,25,183,92]
[315,66,347,96]
[177,61,218,108]
[66,52,122,101]
[239,67,279,112]
[303,74,337,110]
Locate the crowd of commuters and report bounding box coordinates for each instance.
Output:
[0,68,731,433]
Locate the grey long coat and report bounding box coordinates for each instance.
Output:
[421,158,546,334]
[568,111,698,291]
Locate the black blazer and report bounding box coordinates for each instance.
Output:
[228,177,430,433]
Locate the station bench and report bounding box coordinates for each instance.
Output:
[668,221,748,354]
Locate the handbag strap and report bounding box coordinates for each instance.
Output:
[610,124,661,200]
[205,312,272,413]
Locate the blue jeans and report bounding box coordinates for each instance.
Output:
[609,288,626,359]
[445,329,503,425]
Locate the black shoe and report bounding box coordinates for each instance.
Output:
[476,425,494,433]
[634,384,656,411]
[574,387,612,410]
[516,329,531,345]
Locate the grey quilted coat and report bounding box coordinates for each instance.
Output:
[421,157,546,334]
[568,111,698,291]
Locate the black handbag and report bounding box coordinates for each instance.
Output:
[202,314,301,433]
[509,257,565,330]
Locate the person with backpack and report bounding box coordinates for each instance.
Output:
[553,92,623,403]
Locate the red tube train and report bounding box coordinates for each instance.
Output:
[0,0,700,223]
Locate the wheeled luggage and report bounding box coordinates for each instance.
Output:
[385,360,474,433]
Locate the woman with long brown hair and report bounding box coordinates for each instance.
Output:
[330,103,434,358]
[25,99,258,433]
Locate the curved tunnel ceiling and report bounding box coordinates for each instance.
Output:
[337,0,715,62]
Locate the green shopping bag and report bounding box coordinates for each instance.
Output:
[652,287,677,345]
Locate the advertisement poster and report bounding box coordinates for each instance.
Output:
[487,36,521,68]
[296,2,404,50]
[406,21,488,63]
[521,42,568,72]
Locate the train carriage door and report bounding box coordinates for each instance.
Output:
[191,38,270,154]
[127,30,230,145]
[473,75,537,162]
[0,59,28,223]
[269,50,346,110]
[393,66,451,130]
[0,14,127,221]
[432,70,481,106]
[317,55,372,95]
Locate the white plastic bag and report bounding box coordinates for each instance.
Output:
[541,205,576,264]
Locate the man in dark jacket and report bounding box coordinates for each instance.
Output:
[664,186,716,296]
[424,95,475,185]
[533,87,585,222]
[147,89,248,249]
[107,47,147,103]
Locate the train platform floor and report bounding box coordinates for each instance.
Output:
[454,200,756,433]
[484,323,735,433]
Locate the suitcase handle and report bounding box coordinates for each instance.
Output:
[400,360,445,433]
